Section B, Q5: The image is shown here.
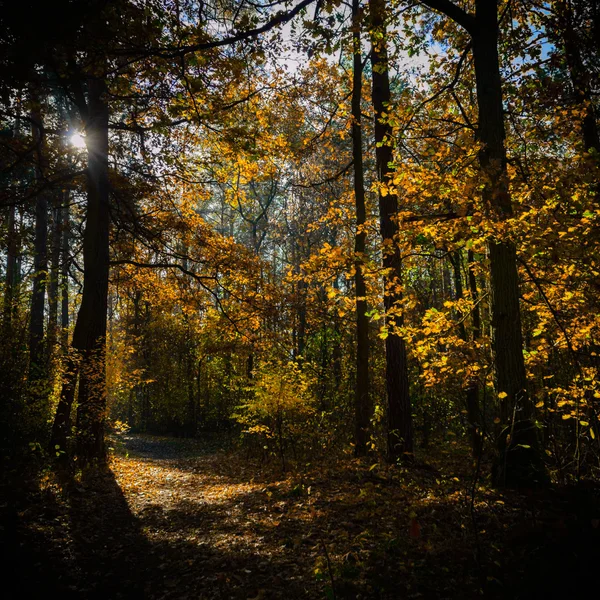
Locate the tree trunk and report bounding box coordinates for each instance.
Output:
[61,193,70,348]
[352,0,371,456]
[74,76,110,462]
[450,251,481,457]
[47,197,62,359]
[555,0,600,155]
[2,205,17,336]
[28,106,49,383]
[369,0,413,459]
[471,0,546,486]
[51,76,110,462]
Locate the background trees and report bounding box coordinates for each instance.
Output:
[1,0,600,487]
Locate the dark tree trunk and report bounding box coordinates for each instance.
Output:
[369,0,413,459]
[421,0,547,485]
[0,204,18,406]
[352,0,371,456]
[28,107,49,383]
[74,76,110,462]
[2,205,17,336]
[450,251,481,457]
[467,249,483,451]
[471,0,546,486]
[297,277,307,359]
[50,76,110,462]
[555,0,600,155]
[49,353,78,458]
[61,193,70,348]
[47,197,62,359]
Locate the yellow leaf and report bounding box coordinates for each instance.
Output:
[498,391,508,399]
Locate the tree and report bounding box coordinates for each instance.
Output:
[351,0,372,456]
[369,0,413,459]
[421,0,547,486]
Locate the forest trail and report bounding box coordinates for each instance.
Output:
[4,434,597,599]
[109,433,324,599]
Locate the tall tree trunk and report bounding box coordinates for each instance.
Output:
[74,76,110,462]
[2,205,17,336]
[0,204,18,407]
[450,251,481,457]
[3,108,21,339]
[421,0,547,485]
[555,0,600,155]
[352,0,371,456]
[471,0,545,486]
[50,76,110,462]
[61,192,70,348]
[28,106,49,383]
[297,277,307,360]
[47,197,62,360]
[369,0,413,459]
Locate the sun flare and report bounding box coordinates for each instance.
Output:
[69,132,86,149]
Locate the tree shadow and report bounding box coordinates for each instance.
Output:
[66,466,154,598]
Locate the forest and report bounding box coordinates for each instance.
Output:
[1,0,600,597]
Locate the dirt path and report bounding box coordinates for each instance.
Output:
[110,434,323,599]
[5,434,599,599]
[90,434,480,599]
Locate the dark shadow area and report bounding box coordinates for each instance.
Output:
[4,434,600,599]
[1,463,153,599]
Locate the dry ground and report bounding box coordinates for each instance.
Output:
[2,433,600,599]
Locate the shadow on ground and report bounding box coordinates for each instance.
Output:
[3,434,600,599]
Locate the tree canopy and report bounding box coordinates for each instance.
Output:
[2,0,600,595]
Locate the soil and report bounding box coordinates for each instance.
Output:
[2,433,600,599]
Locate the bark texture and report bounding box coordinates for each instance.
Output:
[370,0,413,459]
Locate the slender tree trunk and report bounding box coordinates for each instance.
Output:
[352,0,371,456]
[555,0,600,155]
[420,0,547,484]
[47,198,62,359]
[28,106,49,383]
[61,193,70,348]
[2,205,17,336]
[297,276,307,360]
[369,0,413,459]
[0,204,18,406]
[3,108,21,339]
[450,251,481,457]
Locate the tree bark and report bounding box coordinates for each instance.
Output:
[421,0,547,485]
[450,251,481,457]
[554,0,600,155]
[369,0,413,459]
[50,76,110,462]
[2,205,17,336]
[73,76,110,462]
[47,197,62,359]
[61,192,70,348]
[352,0,371,456]
[471,0,545,486]
[28,105,49,383]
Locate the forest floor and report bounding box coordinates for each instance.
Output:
[3,433,600,599]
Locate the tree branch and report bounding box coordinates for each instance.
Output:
[152,0,317,58]
[419,0,476,34]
